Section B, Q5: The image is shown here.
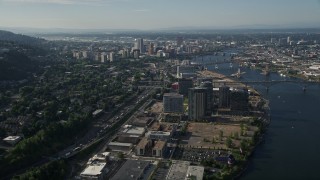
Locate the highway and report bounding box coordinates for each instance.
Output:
[6,87,157,179]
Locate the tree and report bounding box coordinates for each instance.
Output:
[117,152,124,159]
[234,132,239,140]
[219,130,223,141]
[226,137,232,148]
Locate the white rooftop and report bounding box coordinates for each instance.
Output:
[122,126,145,136]
[3,136,21,141]
[81,162,107,176]
[108,142,133,147]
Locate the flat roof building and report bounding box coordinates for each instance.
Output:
[110,160,150,180]
[122,125,146,137]
[185,166,204,180]
[107,142,133,152]
[146,131,171,141]
[80,162,108,180]
[3,136,22,145]
[166,161,190,180]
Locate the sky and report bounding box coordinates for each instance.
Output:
[1,0,320,30]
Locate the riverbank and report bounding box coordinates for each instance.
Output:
[197,69,271,179]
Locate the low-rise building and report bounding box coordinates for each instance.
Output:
[185,166,204,180]
[146,131,171,141]
[107,142,133,152]
[166,161,190,180]
[117,134,140,144]
[110,160,150,180]
[122,125,146,137]
[136,137,151,156]
[152,140,166,158]
[80,162,108,180]
[3,136,22,145]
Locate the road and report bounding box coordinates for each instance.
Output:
[6,87,156,179]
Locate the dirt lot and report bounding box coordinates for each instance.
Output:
[180,122,257,149]
[149,101,163,114]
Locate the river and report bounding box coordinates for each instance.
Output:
[193,53,320,179]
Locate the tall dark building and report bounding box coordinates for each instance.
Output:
[139,38,144,53]
[188,88,207,120]
[219,86,230,108]
[230,88,249,111]
[178,78,193,96]
[200,81,214,115]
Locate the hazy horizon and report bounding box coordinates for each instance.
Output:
[1,0,320,31]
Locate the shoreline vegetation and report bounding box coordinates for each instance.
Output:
[197,70,270,179]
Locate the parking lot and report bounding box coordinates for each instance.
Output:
[173,148,228,162]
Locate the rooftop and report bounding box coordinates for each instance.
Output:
[122,126,145,136]
[185,166,204,180]
[3,136,21,141]
[166,161,190,180]
[80,162,107,176]
[108,142,133,147]
[136,137,150,149]
[110,160,149,180]
[153,141,166,150]
[163,93,183,98]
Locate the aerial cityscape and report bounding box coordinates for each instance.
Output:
[0,0,320,180]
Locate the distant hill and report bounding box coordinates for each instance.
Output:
[0,30,45,46]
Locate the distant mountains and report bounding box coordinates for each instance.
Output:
[0,30,45,45]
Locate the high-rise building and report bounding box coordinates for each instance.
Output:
[138,38,144,54]
[109,52,115,62]
[230,88,249,111]
[163,93,184,113]
[188,88,207,120]
[200,81,214,115]
[178,78,193,96]
[101,52,107,63]
[219,86,230,108]
[148,43,154,55]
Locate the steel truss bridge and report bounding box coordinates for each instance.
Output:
[212,79,319,91]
